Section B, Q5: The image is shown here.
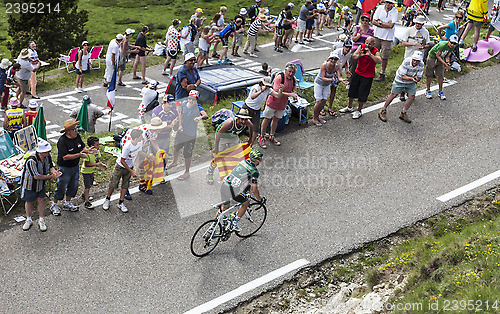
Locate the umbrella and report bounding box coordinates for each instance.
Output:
[33,105,46,140]
[76,98,89,132]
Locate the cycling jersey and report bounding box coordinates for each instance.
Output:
[223,159,259,191]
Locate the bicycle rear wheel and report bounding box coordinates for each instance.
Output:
[190,220,222,257]
[235,202,267,238]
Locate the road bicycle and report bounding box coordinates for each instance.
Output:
[190,195,267,257]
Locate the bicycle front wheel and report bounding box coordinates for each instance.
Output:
[235,202,267,238]
[190,220,222,257]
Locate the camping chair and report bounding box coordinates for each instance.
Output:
[0,133,21,216]
[58,47,79,73]
[290,60,314,95]
[89,46,103,69]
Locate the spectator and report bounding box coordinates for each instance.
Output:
[163,20,182,77]
[378,51,424,123]
[104,34,123,87]
[438,12,465,41]
[243,76,282,146]
[25,100,38,126]
[191,8,207,34]
[258,63,298,149]
[305,0,318,42]
[70,95,104,133]
[459,0,488,52]
[313,52,347,126]
[486,0,500,40]
[326,41,352,115]
[75,41,91,93]
[316,0,328,32]
[50,119,94,216]
[243,13,269,57]
[175,53,201,101]
[81,136,107,209]
[183,18,198,57]
[3,97,26,139]
[349,13,373,81]
[197,26,212,67]
[326,0,339,28]
[232,8,247,57]
[248,0,262,23]
[1,63,21,111]
[371,0,398,81]
[282,3,295,49]
[103,129,145,213]
[218,18,245,64]
[0,58,11,111]
[339,36,381,119]
[20,140,61,232]
[295,1,313,45]
[425,35,458,100]
[258,62,272,76]
[275,5,293,52]
[151,94,179,157]
[27,41,42,99]
[16,48,40,107]
[209,14,223,58]
[167,90,209,180]
[118,29,140,86]
[132,26,153,85]
[353,0,363,26]
[138,80,159,122]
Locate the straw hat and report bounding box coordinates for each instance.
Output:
[147,117,168,130]
[0,58,12,70]
[236,108,251,119]
[60,119,80,133]
[259,8,269,15]
[19,48,30,59]
[258,14,268,22]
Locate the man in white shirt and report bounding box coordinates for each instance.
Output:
[104,34,123,87]
[401,16,431,59]
[371,0,398,81]
[16,48,39,107]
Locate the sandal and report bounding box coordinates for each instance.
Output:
[132,76,141,80]
[177,173,190,181]
[118,82,126,86]
[313,120,323,127]
[319,119,326,124]
[319,109,326,116]
[328,109,336,116]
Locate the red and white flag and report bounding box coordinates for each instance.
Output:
[106,65,118,111]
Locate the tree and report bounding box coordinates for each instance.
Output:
[7,0,88,65]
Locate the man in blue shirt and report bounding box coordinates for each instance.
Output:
[175,53,201,100]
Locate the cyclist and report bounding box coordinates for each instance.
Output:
[219,149,264,232]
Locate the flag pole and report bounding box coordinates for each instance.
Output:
[108,110,113,132]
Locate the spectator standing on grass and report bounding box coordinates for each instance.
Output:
[167,90,209,181]
[0,58,11,111]
[232,8,247,57]
[75,41,91,93]
[258,63,298,149]
[27,41,41,99]
[81,136,107,209]
[16,48,39,107]
[243,13,270,57]
[175,53,201,101]
[20,140,61,232]
[1,63,21,111]
[371,0,398,82]
[437,12,464,42]
[325,41,352,116]
[132,26,153,85]
[163,20,184,77]
[70,95,104,133]
[248,0,262,23]
[50,119,95,216]
[349,13,373,81]
[104,34,123,87]
[339,36,381,119]
[425,35,458,101]
[118,29,140,86]
[378,51,424,124]
[295,1,313,45]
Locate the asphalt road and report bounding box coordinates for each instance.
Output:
[1,7,499,314]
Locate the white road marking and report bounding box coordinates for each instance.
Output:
[184,259,310,314]
[437,170,500,202]
[115,96,142,100]
[38,86,101,100]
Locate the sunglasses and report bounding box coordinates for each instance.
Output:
[456,16,463,19]
[361,19,369,22]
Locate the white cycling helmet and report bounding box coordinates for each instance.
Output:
[342,6,350,12]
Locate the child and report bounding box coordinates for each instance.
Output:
[25,100,38,126]
[197,26,211,67]
[81,136,107,209]
[258,62,272,76]
[103,129,144,213]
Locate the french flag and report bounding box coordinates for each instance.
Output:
[361,0,381,13]
[106,65,118,111]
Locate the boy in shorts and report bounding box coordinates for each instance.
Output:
[81,136,107,209]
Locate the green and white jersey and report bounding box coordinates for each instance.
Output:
[216,117,246,139]
[223,159,259,192]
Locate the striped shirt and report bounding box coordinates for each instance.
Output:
[395,57,424,84]
[247,19,262,37]
[20,152,54,192]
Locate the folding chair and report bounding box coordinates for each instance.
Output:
[290,60,314,95]
[0,179,19,216]
[58,47,79,73]
[89,46,103,69]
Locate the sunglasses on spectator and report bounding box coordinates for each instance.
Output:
[361,18,369,22]
[456,16,463,19]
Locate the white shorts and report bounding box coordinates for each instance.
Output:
[297,19,306,33]
[263,106,285,119]
[314,83,331,101]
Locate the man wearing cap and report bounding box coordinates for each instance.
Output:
[378,51,424,123]
[20,140,61,231]
[15,48,40,107]
[138,80,159,122]
[371,0,398,82]
[191,8,207,33]
[168,90,208,180]
[152,94,179,156]
[70,95,104,133]
[175,52,201,101]
[0,58,12,110]
[425,35,458,101]
[51,119,95,215]
[206,108,254,184]
[232,8,248,57]
[104,34,123,87]
[118,28,140,86]
[3,97,26,139]
[132,26,154,85]
[327,40,352,115]
[25,99,39,126]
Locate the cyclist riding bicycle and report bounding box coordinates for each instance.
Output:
[219,149,264,232]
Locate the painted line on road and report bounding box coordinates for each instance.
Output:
[184,259,310,314]
[361,80,458,115]
[115,96,143,100]
[38,86,101,100]
[437,170,500,202]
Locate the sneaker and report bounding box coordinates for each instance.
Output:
[84,201,94,209]
[50,203,61,216]
[81,194,94,201]
[63,202,79,212]
[117,202,128,213]
[80,88,86,92]
[399,111,412,123]
[426,91,432,99]
[217,59,223,64]
[139,184,147,192]
[268,135,281,146]
[145,189,153,195]
[38,220,47,232]
[206,172,214,185]
[124,190,132,200]
[23,220,33,231]
[374,73,385,82]
[378,109,387,122]
[472,45,477,52]
[345,84,350,90]
[103,199,110,210]
[162,70,169,75]
[75,87,82,93]
[258,135,267,149]
[253,48,260,52]
[243,50,249,54]
[352,111,363,119]
[249,53,258,58]
[231,220,242,232]
[439,92,446,100]
[339,106,354,113]
[224,58,232,63]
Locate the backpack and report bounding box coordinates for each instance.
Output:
[145,92,160,113]
[248,4,259,21]
[113,128,129,148]
[271,72,296,90]
[211,109,235,130]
